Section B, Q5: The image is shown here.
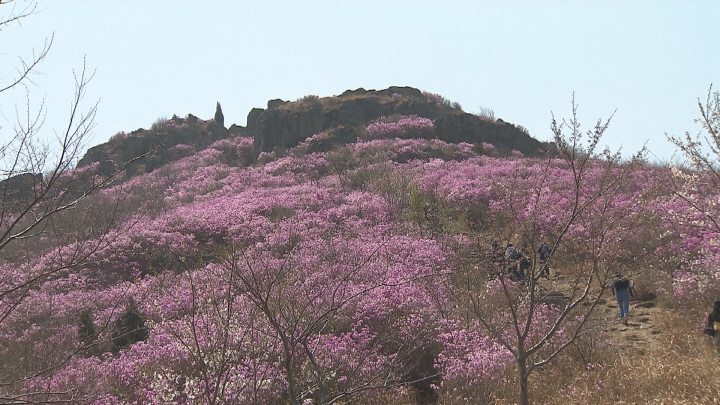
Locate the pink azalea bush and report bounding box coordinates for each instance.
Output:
[365,115,434,139]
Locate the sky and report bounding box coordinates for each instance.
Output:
[1,1,719,163]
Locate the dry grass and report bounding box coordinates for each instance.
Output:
[532,310,720,405]
[433,303,720,404]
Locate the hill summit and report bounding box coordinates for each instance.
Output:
[77,86,547,177]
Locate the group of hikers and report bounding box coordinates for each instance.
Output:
[491,240,720,352]
[491,240,551,281]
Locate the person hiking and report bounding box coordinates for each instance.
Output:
[705,300,720,353]
[611,272,636,325]
[538,242,551,278]
[538,242,551,261]
[504,244,520,278]
[518,243,531,279]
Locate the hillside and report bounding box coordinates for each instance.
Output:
[2,88,720,405]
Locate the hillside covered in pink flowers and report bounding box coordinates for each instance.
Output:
[2,90,720,405]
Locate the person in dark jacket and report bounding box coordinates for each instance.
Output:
[705,300,720,354]
[538,243,551,278]
[707,301,720,328]
[505,244,519,277]
[517,243,532,279]
[538,242,551,261]
[611,272,635,325]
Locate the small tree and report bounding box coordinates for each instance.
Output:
[667,85,720,176]
[663,85,720,305]
[77,309,98,355]
[458,98,647,405]
[215,101,225,127]
[111,297,148,352]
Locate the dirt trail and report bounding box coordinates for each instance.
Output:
[539,271,665,356]
[479,247,667,356]
[601,297,663,355]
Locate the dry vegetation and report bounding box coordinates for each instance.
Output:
[468,289,720,405]
[544,310,720,404]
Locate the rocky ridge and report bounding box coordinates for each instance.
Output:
[76,86,548,179]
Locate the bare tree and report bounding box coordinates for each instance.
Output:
[0,3,154,402]
[0,1,47,94]
[458,98,647,405]
[223,234,443,405]
[665,85,720,231]
[662,85,720,306]
[667,85,720,177]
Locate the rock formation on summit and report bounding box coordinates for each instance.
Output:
[76,86,548,179]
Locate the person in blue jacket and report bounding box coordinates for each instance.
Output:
[611,272,635,325]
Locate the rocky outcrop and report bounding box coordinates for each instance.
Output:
[247,86,546,157]
[76,86,549,179]
[434,114,543,156]
[77,116,228,176]
[0,173,43,205]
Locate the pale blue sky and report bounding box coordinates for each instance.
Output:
[2,1,719,162]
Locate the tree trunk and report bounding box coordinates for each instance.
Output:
[283,340,300,405]
[517,353,530,405]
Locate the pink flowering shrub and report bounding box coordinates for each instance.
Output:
[652,167,720,308]
[4,139,465,403]
[365,115,434,139]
